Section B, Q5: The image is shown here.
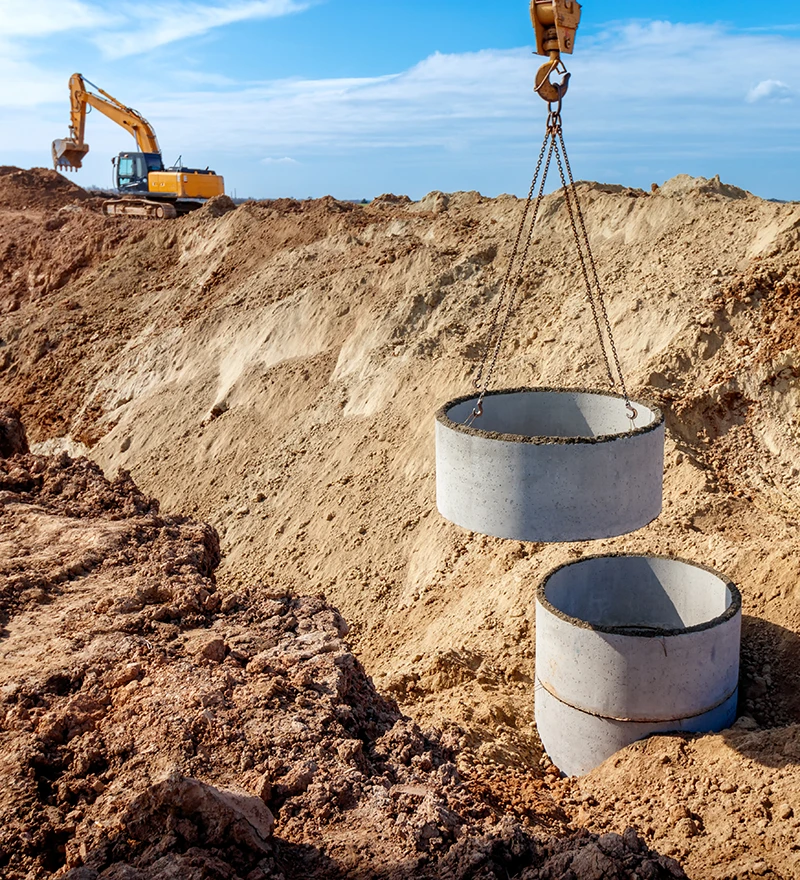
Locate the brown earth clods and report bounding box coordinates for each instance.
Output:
[0,167,92,213]
[1,166,800,879]
[0,409,685,879]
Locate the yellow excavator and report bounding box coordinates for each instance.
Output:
[52,73,225,219]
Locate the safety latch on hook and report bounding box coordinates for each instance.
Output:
[530,0,581,103]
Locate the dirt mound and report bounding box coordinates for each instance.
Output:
[0,444,684,879]
[0,202,138,365]
[2,169,800,876]
[657,174,750,200]
[564,727,800,879]
[0,167,137,319]
[0,166,92,212]
[202,194,237,218]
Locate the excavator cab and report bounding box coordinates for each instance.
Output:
[52,74,224,217]
[115,152,164,192]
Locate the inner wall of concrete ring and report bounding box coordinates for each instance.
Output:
[435,390,665,543]
[534,557,741,777]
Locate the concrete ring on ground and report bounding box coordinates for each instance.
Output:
[435,387,664,542]
[535,554,742,777]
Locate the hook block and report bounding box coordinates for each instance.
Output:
[530,0,582,56]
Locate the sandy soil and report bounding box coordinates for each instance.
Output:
[1,167,800,878]
[1,409,684,879]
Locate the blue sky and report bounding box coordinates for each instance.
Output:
[1,1,798,200]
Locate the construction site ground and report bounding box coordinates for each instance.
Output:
[1,164,799,879]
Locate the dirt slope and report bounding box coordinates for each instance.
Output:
[565,727,800,879]
[0,167,91,212]
[2,169,800,878]
[0,413,685,879]
[0,168,137,394]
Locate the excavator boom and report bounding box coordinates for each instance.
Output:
[51,72,225,218]
[52,73,161,171]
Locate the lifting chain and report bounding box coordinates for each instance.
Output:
[551,121,634,417]
[468,61,636,426]
[468,127,555,424]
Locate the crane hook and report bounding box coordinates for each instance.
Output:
[534,57,571,104]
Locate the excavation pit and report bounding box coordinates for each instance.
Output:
[535,555,742,777]
[435,388,664,542]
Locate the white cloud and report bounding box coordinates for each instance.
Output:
[138,51,536,155]
[0,0,312,56]
[0,0,314,114]
[0,0,116,36]
[2,18,800,197]
[97,0,313,58]
[747,79,793,103]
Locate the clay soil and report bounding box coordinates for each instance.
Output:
[1,167,800,879]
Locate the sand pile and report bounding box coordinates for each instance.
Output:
[0,413,686,879]
[1,170,800,877]
[562,728,800,878]
[0,168,136,321]
[0,167,91,212]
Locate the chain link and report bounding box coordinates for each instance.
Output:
[467,100,633,425]
[556,128,632,407]
[472,130,551,392]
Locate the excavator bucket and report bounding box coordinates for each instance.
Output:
[52,138,90,172]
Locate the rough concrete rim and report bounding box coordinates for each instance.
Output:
[436,386,665,446]
[537,553,741,638]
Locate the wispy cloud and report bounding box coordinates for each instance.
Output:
[0,0,117,36]
[261,157,299,165]
[0,0,106,109]
[0,0,312,55]
[747,79,793,103]
[97,0,314,58]
[0,0,315,110]
[142,52,536,153]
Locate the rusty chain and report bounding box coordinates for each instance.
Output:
[550,115,618,396]
[468,127,556,425]
[471,130,552,393]
[555,126,634,414]
[468,87,635,425]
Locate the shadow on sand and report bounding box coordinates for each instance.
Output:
[721,615,800,769]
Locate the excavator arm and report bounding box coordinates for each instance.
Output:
[52,73,161,171]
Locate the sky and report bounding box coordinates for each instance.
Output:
[1,1,798,201]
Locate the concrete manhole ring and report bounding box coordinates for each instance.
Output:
[535,554,742,776]
[435,387,665,542]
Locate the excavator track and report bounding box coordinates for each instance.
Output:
[53,74,225,218]
[102,198,178,220]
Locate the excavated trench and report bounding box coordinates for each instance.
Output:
[2,169,800,878]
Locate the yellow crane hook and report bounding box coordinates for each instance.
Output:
[530,0,581,103]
